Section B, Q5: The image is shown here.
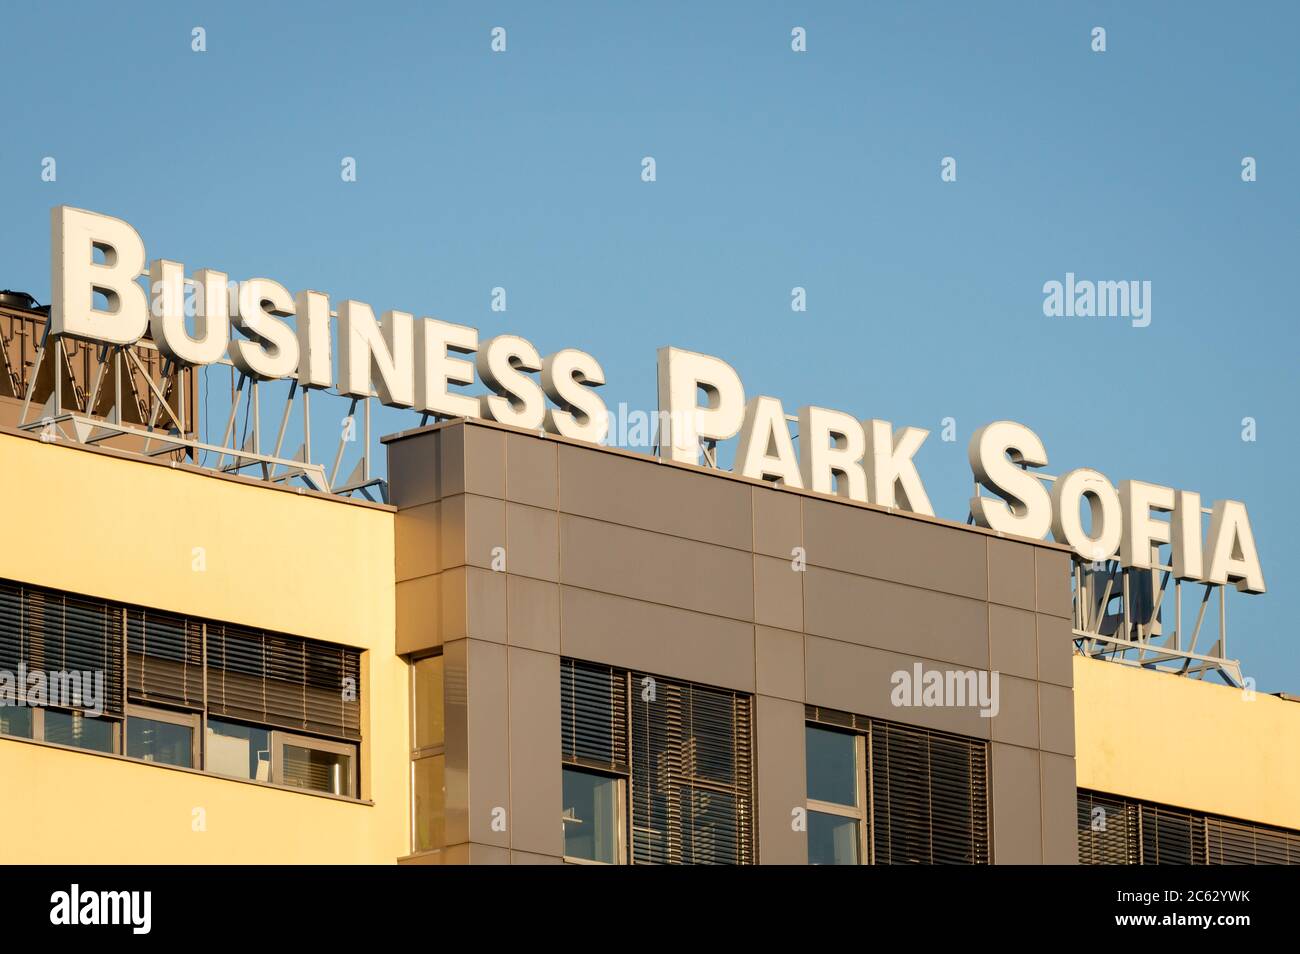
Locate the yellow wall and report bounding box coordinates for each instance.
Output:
[0,429,407,863]
[0,740,395,863]
[1075,655,1300,831]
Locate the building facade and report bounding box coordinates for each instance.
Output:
[387,420,1078,864]
[0,406,1297,864]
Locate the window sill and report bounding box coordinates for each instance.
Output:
[0,732,374,806]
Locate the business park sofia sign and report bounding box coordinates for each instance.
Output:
[49,206,1264,594]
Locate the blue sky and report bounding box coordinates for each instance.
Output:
[2,2,1297,689]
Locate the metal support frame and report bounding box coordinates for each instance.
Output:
[972,472,1245,687]
[1071,557,1242,686]
[15,328,389,499]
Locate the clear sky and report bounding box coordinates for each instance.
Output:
[2,2,1296,689]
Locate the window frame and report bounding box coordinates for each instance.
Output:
[805,726,869,865]
[273,730,358,798]
[562,765,628,866]
[125,703,201,768]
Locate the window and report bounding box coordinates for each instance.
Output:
[410,653,445,853]
[206,718,272,781]
[204,718,355,795]
[42,709,118,753]
[277,732,355,797]
[805,706,991,865]
[1141,802,1202,865]
[1208,818,1295,865]
[127,609,202,709]
[0,582,124,747]
[1,706,119,751]
[872,720,990,864]
[630,674,755,865]
[413,753,445,852]
[1076,790,1139,864]
[0,577,364,797]
[805,726,864,864]
[563,767,624,863]
[126,705,198,767]
[413,654,444,750]
[809,812,861,865]
[206,625,360,740]
[560,660,629,863]
[1077,789,1300,865]
[560,658,756,865]
[0,705,32,739]
[7,587,126,716]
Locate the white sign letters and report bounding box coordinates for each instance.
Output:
[48,207,1265,593]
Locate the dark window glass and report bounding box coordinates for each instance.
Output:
[809,810,860,865]
[43,709,115,753]
[127,716,193,767]
[0,705,33,738]
[806,725,857,806]
[563,767,620,863]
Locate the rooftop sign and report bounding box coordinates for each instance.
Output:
[48,206,1265,593]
